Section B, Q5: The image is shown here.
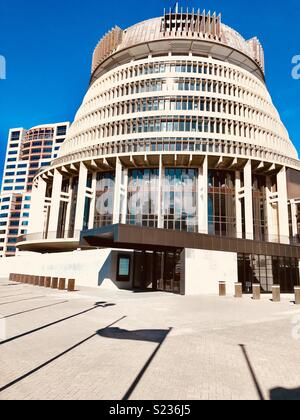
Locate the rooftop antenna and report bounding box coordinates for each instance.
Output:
[172,1,179,13]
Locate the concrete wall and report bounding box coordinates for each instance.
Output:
[184,249,238,295]
[0,249,134,290]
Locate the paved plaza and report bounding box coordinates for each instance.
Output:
[0,278,300,400]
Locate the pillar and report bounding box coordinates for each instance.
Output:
[266,176,277,243]
[64,179,73,238]
[290,200,298,239]
[120,168,129,225]
[74,163,88,233]
[244,160,254,240]
[198,156,208,234]
[158,155,164,229]
[277,167,290,244]
[235,171,243,239]
[48,169,63,235]
[113,158,122,224]
[28,177,47,234]
[88,172,97,229]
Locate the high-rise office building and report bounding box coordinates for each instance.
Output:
[0,123,70,257]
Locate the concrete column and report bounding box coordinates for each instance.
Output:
[277,167,290,244]
[290,200,298,239]
[64,180,72,238]
[198,156,208,234]
[244,160,254,240]
[88,172,97,229]
[74,163,88,233]
[113,158,122,224]
[158,155,164,229]
[120,168,129,224]
[48,170,63,235]
[266,177,276,243]
[28,177,47,234]
[235,171,243,239]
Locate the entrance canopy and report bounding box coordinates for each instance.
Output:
[80,224,300,258]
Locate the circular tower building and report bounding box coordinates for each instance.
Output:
[20,8,300,295]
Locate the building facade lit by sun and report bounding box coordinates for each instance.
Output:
[5,7,300,295]
[0,123,69,258]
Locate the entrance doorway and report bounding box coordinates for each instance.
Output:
[133,251,182,294]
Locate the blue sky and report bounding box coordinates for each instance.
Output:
[0,0,300,183]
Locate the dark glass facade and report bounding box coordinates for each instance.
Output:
[252,175,268,242]
[238,253,300,293]
[208,170,236,237]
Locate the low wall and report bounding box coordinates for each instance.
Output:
[184,249,238,295]
[0,249,133,290]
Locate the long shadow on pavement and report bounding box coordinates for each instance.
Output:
[0,293,33,300]
[239,344,265,401]
[3,301,69,319]
[0,302,115,346]
[0,316,126,395]
[97,327,172,401]
[0,296,46,307]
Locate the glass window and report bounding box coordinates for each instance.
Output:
[127,169,159,228]
[94,172,115,228]
[56,126,67,136]
[163,169,198,233]
[208,170,237,238]
[11,131,20,141]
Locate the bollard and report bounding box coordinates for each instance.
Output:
[58,278,66,291]
[51,278,58,289]
[39,276,45,287]
[235,283,243,298]
[219,281,226,297]
[34,276,39,286]
[67,279,76,292]
[45,277,51,288]
[252,284,261,300]
[272,285,281,302]
[295,287,300,305]
[30,275,34,285]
